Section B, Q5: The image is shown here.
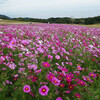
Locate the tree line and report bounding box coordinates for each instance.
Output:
[0,14,100,25]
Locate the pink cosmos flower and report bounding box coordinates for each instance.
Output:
[48,55,53,59]
[14,74,18,77]
[66,90,71,93]
[37,48,44,53]
[21,40,30,45]
[52,77,60,86]
[59,83,65,87]
[55,55,60,60]
[47,73,55,81]
[86,76,93,82]
[77,80,85,86]
[82,76,86,80]
[27,64,37,70]
[61,68,68,72]
[66,74,72,82]
[39,85,49,96]
[68,84,74,90]
[57,75,63,81]
[32,64,37,70]
[9,63,16,70]
[66,56,69,60]
[32,76,38,82]
[65,62,69,64]
[69,49,72,52]
[77,65,82,70]
[0,56,5,64]
[42,62,51,67]
[40,82,48,85]
[19,53,22,57]
[0,56,5,61]
[23,85,31,93]
[69,62,73,66]
[25,53,30,56]
[89,72,97,78]
[29,92,34,97]
[2,68,6,70]
[75,93,81,98]
[56,97,63,100]
[10,38,16,45]
[6,80,10,84]
[35,69,42,74]
[27,64,33,69]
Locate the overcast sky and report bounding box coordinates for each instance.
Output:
[0,0,100,18]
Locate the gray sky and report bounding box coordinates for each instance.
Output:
[0,0,100,18]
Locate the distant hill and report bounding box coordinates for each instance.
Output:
[0,14,100,25]
[0,14,11,19]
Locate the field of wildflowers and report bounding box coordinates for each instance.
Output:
[0,23,100,100]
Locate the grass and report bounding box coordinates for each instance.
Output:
[0,20,30,24]
[81,24,100,28]
[0,20,100,27]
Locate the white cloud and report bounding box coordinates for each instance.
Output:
[0,0,100,18]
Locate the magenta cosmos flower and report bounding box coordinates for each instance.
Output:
[56,97,63,100]
[66,90,71,93]
[39,85,49,96]
[66,74,72,82]
[42,62,51,67]
[75,93,81,98]
[52,77,60,86]
[23,85,31,93]
[89,72,96,78]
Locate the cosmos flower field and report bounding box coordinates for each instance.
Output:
[0,23,100,100]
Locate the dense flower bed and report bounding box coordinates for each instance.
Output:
[0,23,100,100]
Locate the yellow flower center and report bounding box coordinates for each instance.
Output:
[70,86,72,88]
[54,80,57,83]
[45,64,47,66]
[25,87,29,90]
[12,42,14,44]
[34,77,37,79]
[77,96,79,98]
[91,74,94,76]
[42,89,46,92]
[67,77,69,79]
[51,76,53,78]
